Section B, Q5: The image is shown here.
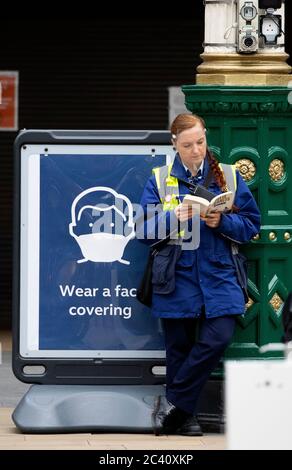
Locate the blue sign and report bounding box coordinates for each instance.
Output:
[39,153,166,352]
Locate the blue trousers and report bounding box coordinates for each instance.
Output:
[162,315,237,415]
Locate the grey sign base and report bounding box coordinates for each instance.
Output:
[12,384,166,434]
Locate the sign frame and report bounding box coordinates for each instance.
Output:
[13,129,172,385]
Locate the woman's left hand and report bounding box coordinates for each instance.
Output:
[201,211,221,228]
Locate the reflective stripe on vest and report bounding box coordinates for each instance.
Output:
[152,163,183,240]
[152,163,180,211]
[219,163,237,193]
[153,162,237,209]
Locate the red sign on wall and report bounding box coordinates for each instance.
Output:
[0,71,19,131]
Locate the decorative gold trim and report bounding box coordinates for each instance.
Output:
[196,75,292,86]
[196,52,292,86]
[269,232,276,241]
[269,159,285,182]
[245,298,254,309]
[284,232,291,241]
[253,234,260,241]
[235,159,256,182]
[269,293,284,313]
[197,53,291,74]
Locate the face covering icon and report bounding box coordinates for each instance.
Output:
[69,187,135,265]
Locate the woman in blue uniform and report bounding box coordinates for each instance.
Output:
[138,114,261,436]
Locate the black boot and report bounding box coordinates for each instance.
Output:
[177,415,203,436]
[152,397,193,436]
[161,405,191,435]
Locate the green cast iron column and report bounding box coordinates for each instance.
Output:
[182,85,292,359]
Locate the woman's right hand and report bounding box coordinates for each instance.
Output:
[174,203,196,222]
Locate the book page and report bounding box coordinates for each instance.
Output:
[206,191,234,215]
[182,195,210,215]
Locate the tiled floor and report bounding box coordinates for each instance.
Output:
[0,330,226,450]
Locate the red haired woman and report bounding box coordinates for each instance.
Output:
[138,114,261,435]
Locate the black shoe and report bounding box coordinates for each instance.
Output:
[177,415,203,436]
[152,395,164,436]
[152,397,192,436]
[161,405,191,435]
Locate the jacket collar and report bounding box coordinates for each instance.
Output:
[170,153,210,182]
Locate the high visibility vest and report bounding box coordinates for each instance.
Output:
[152,162,237,212]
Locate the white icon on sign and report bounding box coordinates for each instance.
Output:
[69,187,135,265]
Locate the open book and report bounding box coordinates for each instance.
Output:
[182,191,234,216]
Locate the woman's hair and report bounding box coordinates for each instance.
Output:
[207,149,228,193]
[170,113,228,192]
[170,113,206,138]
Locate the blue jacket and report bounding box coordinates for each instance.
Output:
[137,155,261,319]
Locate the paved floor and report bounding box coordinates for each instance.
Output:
[0,352,30,408]
[0,330,226,450]
[0,408,226,450]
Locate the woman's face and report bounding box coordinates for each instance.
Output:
[173,124,207,173]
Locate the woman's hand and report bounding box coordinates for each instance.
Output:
[201,211,221,228]
[174,203,196,222]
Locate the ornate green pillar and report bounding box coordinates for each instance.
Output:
[182,85,292,359]
[181,1,292,360]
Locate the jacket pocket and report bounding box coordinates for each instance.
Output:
[152,245,176,285]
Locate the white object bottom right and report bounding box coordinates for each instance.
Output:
[226,359,292,450]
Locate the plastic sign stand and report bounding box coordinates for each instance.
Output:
[12,384,166,433]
